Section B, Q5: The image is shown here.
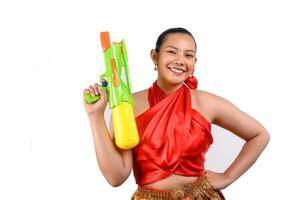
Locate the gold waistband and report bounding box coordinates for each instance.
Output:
[131,175,225,200]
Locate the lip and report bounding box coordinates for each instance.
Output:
[167,66,187,73]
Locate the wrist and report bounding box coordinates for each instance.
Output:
[88,112,104,120]
[223,171,236,184]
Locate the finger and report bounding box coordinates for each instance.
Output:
[97,85,105,95]
[97,86,103,96]
[83,89,90,96]
[83,89,91,104]
[93,83,104,95]
[88,85,95,97]
[98,87,108,100]
[94,83,99,95]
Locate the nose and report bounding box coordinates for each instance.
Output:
[174,53,185,66]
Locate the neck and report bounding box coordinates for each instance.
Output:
[156,77,183,94]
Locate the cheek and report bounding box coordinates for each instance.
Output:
[187,62,196,72]
[159,52,177,63]
[160,55,173,64]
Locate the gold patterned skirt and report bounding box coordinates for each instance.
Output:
[131,175,225,200]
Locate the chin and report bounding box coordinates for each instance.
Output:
[166,77,186,85]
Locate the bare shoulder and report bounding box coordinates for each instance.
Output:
[191,89,240,122]
[190,89,220,124]
[190,88,248,124]
[191,89,229,108]
[132,89,149,117]
[132,89,148,106]
[192,89,267,141]
[133,89,148,100]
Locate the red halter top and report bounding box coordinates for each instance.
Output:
[133,81,213,186]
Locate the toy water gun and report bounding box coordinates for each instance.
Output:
[85,32,139,150]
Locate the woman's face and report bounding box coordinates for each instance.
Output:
[153,33,197,86]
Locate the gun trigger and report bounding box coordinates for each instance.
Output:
[101,79,108,87]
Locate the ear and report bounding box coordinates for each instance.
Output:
[150,49,158,65]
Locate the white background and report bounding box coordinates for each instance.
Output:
[0,0,300,199]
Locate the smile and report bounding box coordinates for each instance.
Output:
[168,67,186,74]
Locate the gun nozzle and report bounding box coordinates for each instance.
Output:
[100,32,111,52]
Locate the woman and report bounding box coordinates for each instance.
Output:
[83,27,270,200]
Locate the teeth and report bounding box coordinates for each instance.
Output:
[170,67,184,73]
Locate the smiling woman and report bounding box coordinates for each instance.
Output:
[151,28,198,91]
[83,27,270,200]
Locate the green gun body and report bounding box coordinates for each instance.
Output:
[85,32,139,149]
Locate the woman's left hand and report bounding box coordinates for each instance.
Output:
[205,170,233,190]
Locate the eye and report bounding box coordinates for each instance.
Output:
[167,50,176,54]
[186,54,194,58]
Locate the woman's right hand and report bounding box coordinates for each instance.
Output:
[83,83,108,117]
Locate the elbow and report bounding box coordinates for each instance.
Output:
[265,131,270,145]
[261,130,270,148]
[108,180,123,188]
[106,175,126,188]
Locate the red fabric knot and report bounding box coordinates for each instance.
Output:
[184,68,198,90]
[184,75,198,90]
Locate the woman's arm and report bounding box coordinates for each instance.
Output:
[84,83,132,187]
[88,114,133,187]
[202,91,270,189]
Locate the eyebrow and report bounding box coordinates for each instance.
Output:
[166,45,196,53]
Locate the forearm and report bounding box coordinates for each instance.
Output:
[224,131,270,183]
[88,114,126,185]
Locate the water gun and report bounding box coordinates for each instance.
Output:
[85,32,139,150]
